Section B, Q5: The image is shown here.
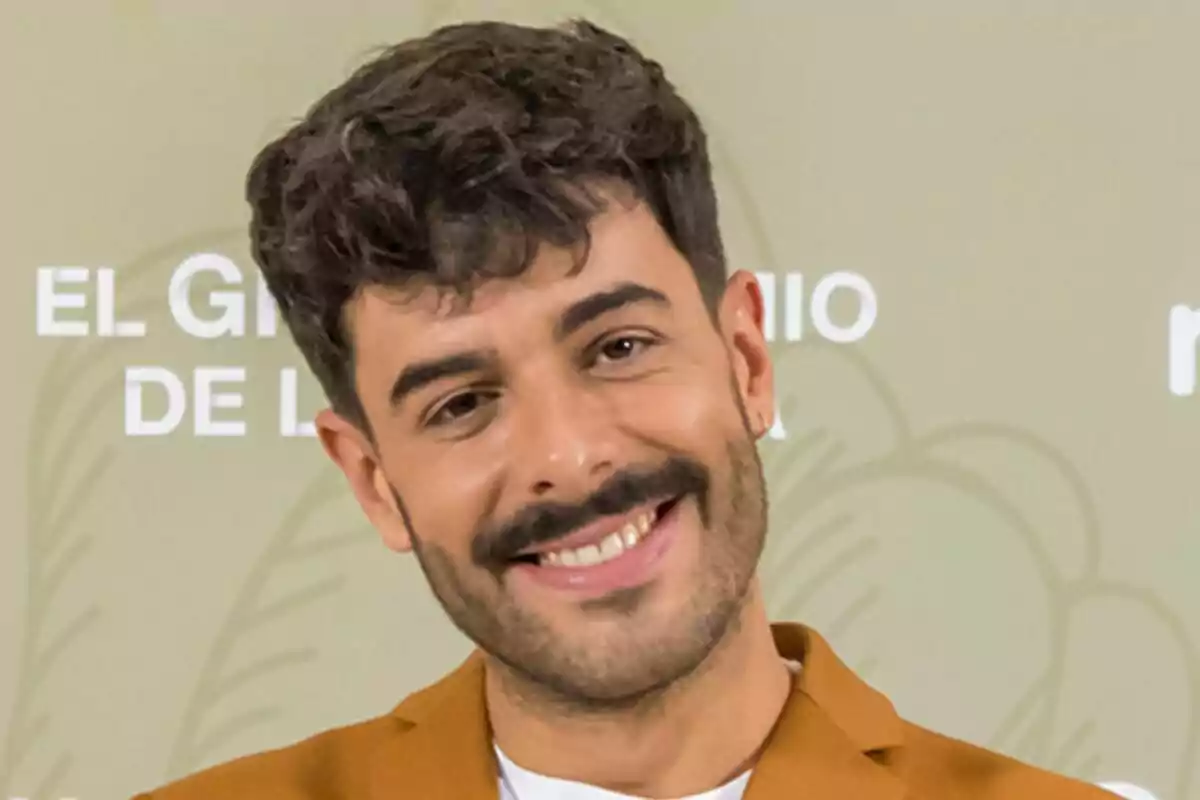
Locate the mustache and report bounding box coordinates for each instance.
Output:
[472,456,709,566]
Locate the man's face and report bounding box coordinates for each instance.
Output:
[325,196,776,708]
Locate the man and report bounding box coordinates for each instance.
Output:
[135,18,1115,800]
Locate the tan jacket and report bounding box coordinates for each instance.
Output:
[134,623,1114,798]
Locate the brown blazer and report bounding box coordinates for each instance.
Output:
[134,623,1115,799]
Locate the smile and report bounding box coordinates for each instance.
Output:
[508,497,684,597]
[537,506,657,568]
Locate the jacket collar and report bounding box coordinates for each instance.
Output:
[369,623,906,799]
[741,623,906,798]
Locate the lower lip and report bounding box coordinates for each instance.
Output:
[509,500,683,598]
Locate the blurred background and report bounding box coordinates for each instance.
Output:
[4,2,1199,799]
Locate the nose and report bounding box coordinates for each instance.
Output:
[511,380,619,500]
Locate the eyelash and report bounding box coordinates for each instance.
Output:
[588,331,660,366]
[424,388,498,429]
[422,332,662,429]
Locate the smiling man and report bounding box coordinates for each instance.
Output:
[135,18,1115,800]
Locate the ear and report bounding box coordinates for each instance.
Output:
[717,271,776,440]
[315,408,413,553]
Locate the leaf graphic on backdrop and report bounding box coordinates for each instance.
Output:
[917,423,1102,586]
[761,341,911,498]
[989,671,1060,767]
[898,424,1199,799]
[1,230,242,800]
[835,434,1075,748]
[756,326,1199,789]
[765,442,1060,715]
[760,340,920,679]
[166,467,372,780]
[1029,584,1199,799]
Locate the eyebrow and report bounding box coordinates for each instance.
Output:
[554,282,671,341]
[389,351,494,410]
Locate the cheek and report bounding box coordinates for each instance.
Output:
[385,444,498,551]
[611,365,739,439]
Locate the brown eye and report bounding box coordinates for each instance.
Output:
[428,391,491,427]
[596,335,650,364]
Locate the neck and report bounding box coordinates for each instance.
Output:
[485,585,792,798]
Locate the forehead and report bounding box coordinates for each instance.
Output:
[346,200,700,366]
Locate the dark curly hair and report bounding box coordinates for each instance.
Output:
[245,18,727,431]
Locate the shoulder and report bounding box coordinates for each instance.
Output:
[899,721,1120,799]
[130,652,491,800]
[129,713,405,800]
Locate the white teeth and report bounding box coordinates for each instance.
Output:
[575,544,602,566]
[536,507,662,568]
[599,532,625,560]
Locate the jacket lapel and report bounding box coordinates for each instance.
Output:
[743,624,908,800]
[369,652,499,800]
[367,624,906,800]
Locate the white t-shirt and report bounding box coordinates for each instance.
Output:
[495,745,751,800]
[494,661,799,799]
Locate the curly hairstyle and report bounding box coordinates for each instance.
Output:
[245,18,727,431]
